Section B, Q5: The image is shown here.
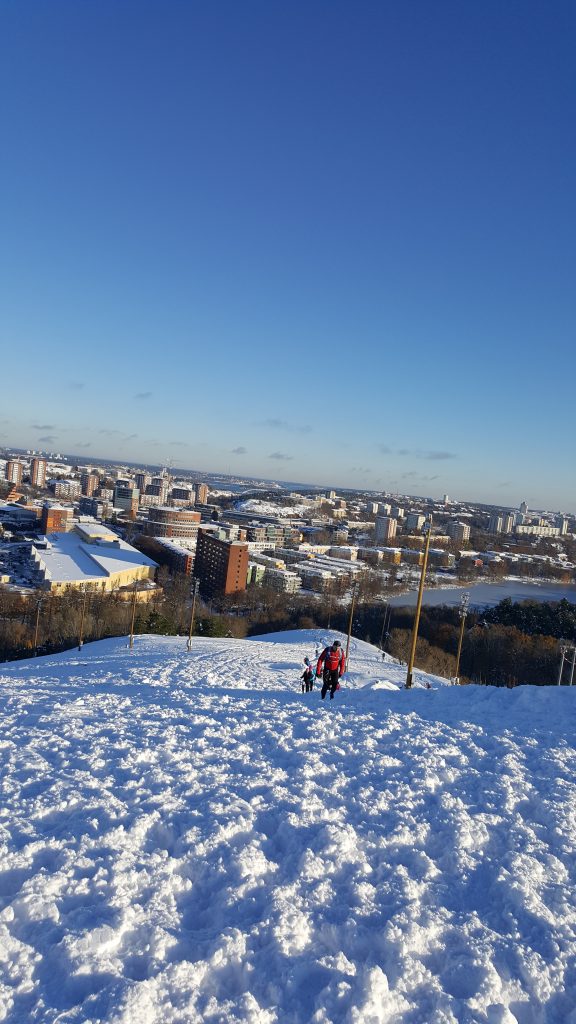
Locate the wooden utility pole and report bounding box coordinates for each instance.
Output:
[78,588,88,650]
[187,579,200,651]
[453,592,469,684]
[345,581,359,669]
[128,583,138,649]
[33,598,43,655]
[405,516,432,689]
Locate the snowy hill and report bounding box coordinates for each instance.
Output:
[1,630,575,1024]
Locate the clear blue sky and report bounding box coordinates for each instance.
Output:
[1,1,575,510]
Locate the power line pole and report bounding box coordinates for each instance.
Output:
[128,582,138,650]
[569,646,576,687]
[33,597,43,655]
[345,581,359,669]
[78,587,88,651]
[453,592,469,684]
[187,578,200,652]
[405,516,432,689]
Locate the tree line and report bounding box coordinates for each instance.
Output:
[0,575,573,688]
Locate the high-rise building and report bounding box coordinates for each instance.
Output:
[113,484,140,515]
[81,472,99,497]
[134,472,151,493]
[5,460,23,485]
[195,482,209,504]
[488,513,504,534]
[406,513,426,532]
[30,457,47,489]
[502,514,515,534]
[375,516,397,544]
[447,521,471,542]
[194,530,249,597]
[519,501,528,515]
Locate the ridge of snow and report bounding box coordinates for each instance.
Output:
[0,630,575,1023]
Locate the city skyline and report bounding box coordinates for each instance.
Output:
[1,2,575,511]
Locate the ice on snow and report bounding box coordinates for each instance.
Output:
[0,630,575,1023]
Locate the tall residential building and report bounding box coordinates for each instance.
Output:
[519,501,528,515]
[375,516,397,544]
[488,513,504,534]
[195,482,209,504]
[134,472,151,493]
[405,513,426,532]
[502,514,515,535]
[81,472,99,497]
[30,457,47,489]
[5,460,23,485]
[447,521,471,543]
[113,484,140,514]
[194,530,249,597]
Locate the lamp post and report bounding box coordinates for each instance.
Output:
[569,646,576,687]
[187,578,200,652]
[78,587,88,651]
[128,581,138,650]
[33,597,43,655]
[453,592,469,684]
[379,602,391,650]
[558,642,576,686]
[345,581,359,669]
[405,516,432,689]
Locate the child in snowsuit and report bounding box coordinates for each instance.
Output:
[316,640,346,699]
[301,658,315,692]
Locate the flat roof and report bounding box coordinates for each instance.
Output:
[36,529,157,583]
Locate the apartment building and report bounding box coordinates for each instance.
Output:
[146,507,201,538]
[194,530,249,597]
[375,516,397,544]
[5,461,23,485]
[30,458,47,489]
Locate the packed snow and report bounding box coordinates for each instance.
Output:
[1,630,575,1023]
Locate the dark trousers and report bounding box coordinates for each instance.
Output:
[321,668,340,700]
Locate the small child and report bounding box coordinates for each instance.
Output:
[300,657,315,693]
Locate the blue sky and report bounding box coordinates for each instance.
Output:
[1,1,575,510]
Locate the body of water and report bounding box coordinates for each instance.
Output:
[388,580,576,609]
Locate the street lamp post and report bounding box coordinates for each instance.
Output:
[569,646,576,687]
[187,578,200,652]
[33,598,43,655]
[453,592,470,685]
[405,516,432,689]
[128,582,138,650]
[78,587,88,651]
[345,581,359,670]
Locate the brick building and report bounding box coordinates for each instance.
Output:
[41,504,74,534]
[194,530,249,597]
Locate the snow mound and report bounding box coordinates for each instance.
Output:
[0,630,575,1023]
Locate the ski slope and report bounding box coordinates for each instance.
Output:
[1,630,575,1023]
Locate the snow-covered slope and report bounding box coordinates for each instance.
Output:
[1,630,575,1024]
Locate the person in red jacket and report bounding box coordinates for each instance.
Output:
[316,640,346,700]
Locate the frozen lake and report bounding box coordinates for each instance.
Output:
[388,579,576,609]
